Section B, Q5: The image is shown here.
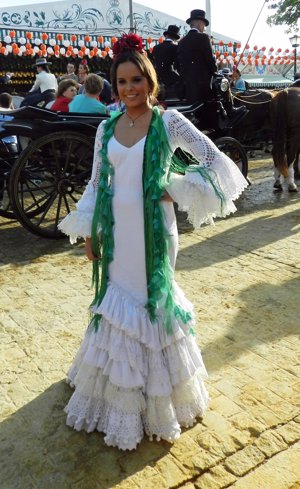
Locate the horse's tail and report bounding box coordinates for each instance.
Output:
[271,89,289,178]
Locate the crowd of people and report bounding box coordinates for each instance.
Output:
[0,9,248,118]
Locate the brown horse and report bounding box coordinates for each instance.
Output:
[232,87,300,192]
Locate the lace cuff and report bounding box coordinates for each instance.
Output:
[166,161,246,229]
[58,181,98,243]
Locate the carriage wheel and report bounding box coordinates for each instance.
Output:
[214,136,248,178]
[0,145,20,219]
[0,156,15,219]
[9,132,94,239]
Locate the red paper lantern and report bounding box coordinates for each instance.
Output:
[84,35,91,42]
[112,37,117,44]
[41,33,48,41]
[78,50,84,57]
[9,30,16,38]
[98,36,104,44]
[56,34,63,41]
[269,47,274,52]
[71,35,77,42]
[101,50,107,58]
[13,47,20,55]
[245,44,250,49]
[158,37,163,43]
[236,43,241,49]
[26,32,33,40]
[147,37,152,44]
[261,46,266,51]
[253,45,258,51]
[26,43,31,49]
[219,40,224,46]
[277,48,282,53]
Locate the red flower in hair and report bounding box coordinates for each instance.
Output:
[112,33,145,59]
[81,59,88,65]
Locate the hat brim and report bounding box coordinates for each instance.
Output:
[163,30,180,40]
[34,61,52,66]
[186,16,209,26]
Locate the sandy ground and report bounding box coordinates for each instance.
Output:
[0,155,299,489]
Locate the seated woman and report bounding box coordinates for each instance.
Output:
[231,69,246,91]
[69,74,107,114]
[50,79,79,112]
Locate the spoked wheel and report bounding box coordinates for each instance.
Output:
[0,144,19,219]
[9,132,94,238]
[214,136,248,178]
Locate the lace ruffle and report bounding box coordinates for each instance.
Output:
[65,370,208,450]
[58,182,98,243]
[65,281,209,450]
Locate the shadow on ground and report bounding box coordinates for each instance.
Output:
[0,381,171,489]
[177,207,300,271]
[202,276,300,374]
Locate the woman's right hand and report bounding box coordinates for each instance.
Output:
[85,237,101,261]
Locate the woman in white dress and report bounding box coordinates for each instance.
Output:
[58,34,248,450]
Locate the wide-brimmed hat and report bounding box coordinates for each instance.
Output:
[221,68,233,76]
[33,58,52,67]
[163,25,181,40]
[186,9,209,26]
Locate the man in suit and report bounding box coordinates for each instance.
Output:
[152,25,181,98]
[178,10,217,104]
[178,9,246,123]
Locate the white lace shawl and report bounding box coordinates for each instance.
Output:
[58,109,248,243]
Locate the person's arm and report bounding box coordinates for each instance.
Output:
[201,33,218,74]
[164,110,248,227]
[29,74,41,92]
[58,120,106,243]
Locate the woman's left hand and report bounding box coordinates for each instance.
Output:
[160,191,174,202]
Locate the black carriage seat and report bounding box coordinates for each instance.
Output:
[1,106,108,139]
[166,100,205,114]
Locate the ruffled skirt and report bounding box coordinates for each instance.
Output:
[65,281,209,450]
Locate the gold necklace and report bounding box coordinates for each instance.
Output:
[125,108,151,128]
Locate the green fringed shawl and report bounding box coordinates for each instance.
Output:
[90,106,225,333]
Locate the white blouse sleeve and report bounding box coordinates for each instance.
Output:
[163,110,248,228]
[58,120,106,243]
[29,74,41,93]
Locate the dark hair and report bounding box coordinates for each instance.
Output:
[37,64,50,73]
[78,62,89,74]
[235,68,241,77]
[56,79,78,98]
[110,51,159,98]
[85,73,104,95]
[0,92,13,109]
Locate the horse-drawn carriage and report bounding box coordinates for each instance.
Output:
[0,73,249,239]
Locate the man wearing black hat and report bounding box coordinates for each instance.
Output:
[178,10,217,104]
[152,25,181,98]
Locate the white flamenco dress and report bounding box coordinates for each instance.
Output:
[58,110,248,450]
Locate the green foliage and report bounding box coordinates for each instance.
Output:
[267,0,300,32]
